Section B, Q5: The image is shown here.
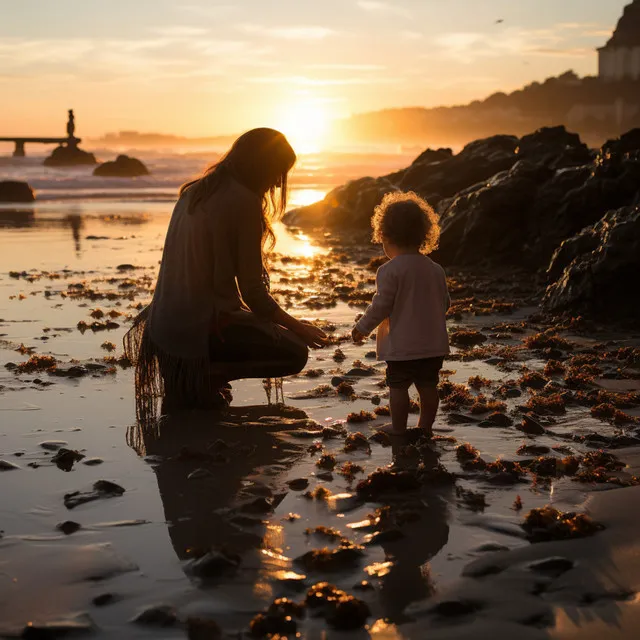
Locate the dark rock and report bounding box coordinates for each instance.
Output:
[50,365,89,378]
[186,549,240,578]
[431,599,482,617]
[64,480,125,509]
[527,556,574,578]
[503,388,522,398]
[0,180,35,203]
[517,415,546,435]
[44,145,97,167]
[92,593,116,607]
[131,604,177,627]
[40,440,67,451]
[52,448,85,471]
[93,155,149,177]
[287,478,309,491]
[0,460,20,471]
[544,205,640,319]
[57,520,81,535]
[436,159,555,265]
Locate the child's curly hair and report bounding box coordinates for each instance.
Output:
[371,191,440,254]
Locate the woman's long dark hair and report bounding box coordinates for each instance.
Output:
[179,128,296,253]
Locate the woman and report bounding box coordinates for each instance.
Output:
[125,128,327,419]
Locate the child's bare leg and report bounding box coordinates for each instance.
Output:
[416,384,439,437]
[388,386,410,434]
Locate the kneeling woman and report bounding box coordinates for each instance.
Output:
[125,128,327,418]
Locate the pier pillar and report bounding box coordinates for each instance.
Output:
[13,141,25,157]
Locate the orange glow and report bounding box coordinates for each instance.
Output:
[277,101,330,154]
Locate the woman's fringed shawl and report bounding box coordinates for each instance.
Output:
[124,178,280,424]
[124,306,213,424]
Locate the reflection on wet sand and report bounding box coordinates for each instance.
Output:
[376,442,450,622]
[127,406,305,564]
[0,208,35,228]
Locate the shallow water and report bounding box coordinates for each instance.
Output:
[0,198,638,637]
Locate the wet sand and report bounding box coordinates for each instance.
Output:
[1,201,640,637]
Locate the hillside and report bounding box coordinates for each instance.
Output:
[336,72,640,148]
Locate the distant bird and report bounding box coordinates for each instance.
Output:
[495,19,504,24]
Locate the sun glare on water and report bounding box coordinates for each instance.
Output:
[277,101,330,154]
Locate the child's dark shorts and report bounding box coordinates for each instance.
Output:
[386,356,445,390]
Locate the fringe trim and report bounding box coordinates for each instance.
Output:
[123,306,214,425]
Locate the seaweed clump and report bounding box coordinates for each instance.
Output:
[305,582,370,630]
[250,597,305,638]
[522,506,604,542]
[344,432,372,453]
[346,411,376,424]
[450,330,487,347]
[356,468,421,499]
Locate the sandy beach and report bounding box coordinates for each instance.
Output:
[0,194,638,638]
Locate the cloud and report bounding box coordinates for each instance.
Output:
[357,1,411,19]
[238,24,337,40]
[307,63,386,71]
[434,27,595,63]
[401,31,424,41]
[248,75,399,86]
[150,26,210,37]
[530,47,593,58]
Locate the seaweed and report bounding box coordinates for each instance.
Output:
[522,506,604,542]
[346,411,376,424]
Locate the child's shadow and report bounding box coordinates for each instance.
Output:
[374,434,451,622]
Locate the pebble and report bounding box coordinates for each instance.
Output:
[39,440,68,451]
[287,478,309,491]
[0,460,20,471]
[83,457,104,466]
[57,520,82,535]
[186,550,240,578]
[517,415,546,435]
[131,604,177,627]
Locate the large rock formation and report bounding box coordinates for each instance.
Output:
[286,126,639,274]
[543,205,640,318]
[0,180,35,203]
[44,145,97,167]
[93,155,149,177]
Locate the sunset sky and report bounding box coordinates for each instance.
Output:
[0,0,630,144]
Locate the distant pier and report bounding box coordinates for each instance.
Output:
[0,136,82,157]
[0,110,80,157]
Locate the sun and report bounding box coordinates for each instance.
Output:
[276,101,329,154]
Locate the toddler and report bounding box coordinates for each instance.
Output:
[352,191,450,438]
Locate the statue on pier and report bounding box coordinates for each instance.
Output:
[66,109,76,139]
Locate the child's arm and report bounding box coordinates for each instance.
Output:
[353,267,397,338]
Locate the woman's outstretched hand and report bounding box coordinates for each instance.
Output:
[295,320,329,349]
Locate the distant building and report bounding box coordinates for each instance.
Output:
[599,0,640,81]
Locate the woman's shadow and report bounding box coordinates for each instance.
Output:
[126,405,306,562]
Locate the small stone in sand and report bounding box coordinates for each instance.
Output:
[186,550,241,579]
[131,604,177,627]
[0,460,20,471]
[287,478,309,491]
[57,520,81,535]
[92,593,116,607]
[83,457,104,466]
[39,440,68,451]
[64,480,125,509]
